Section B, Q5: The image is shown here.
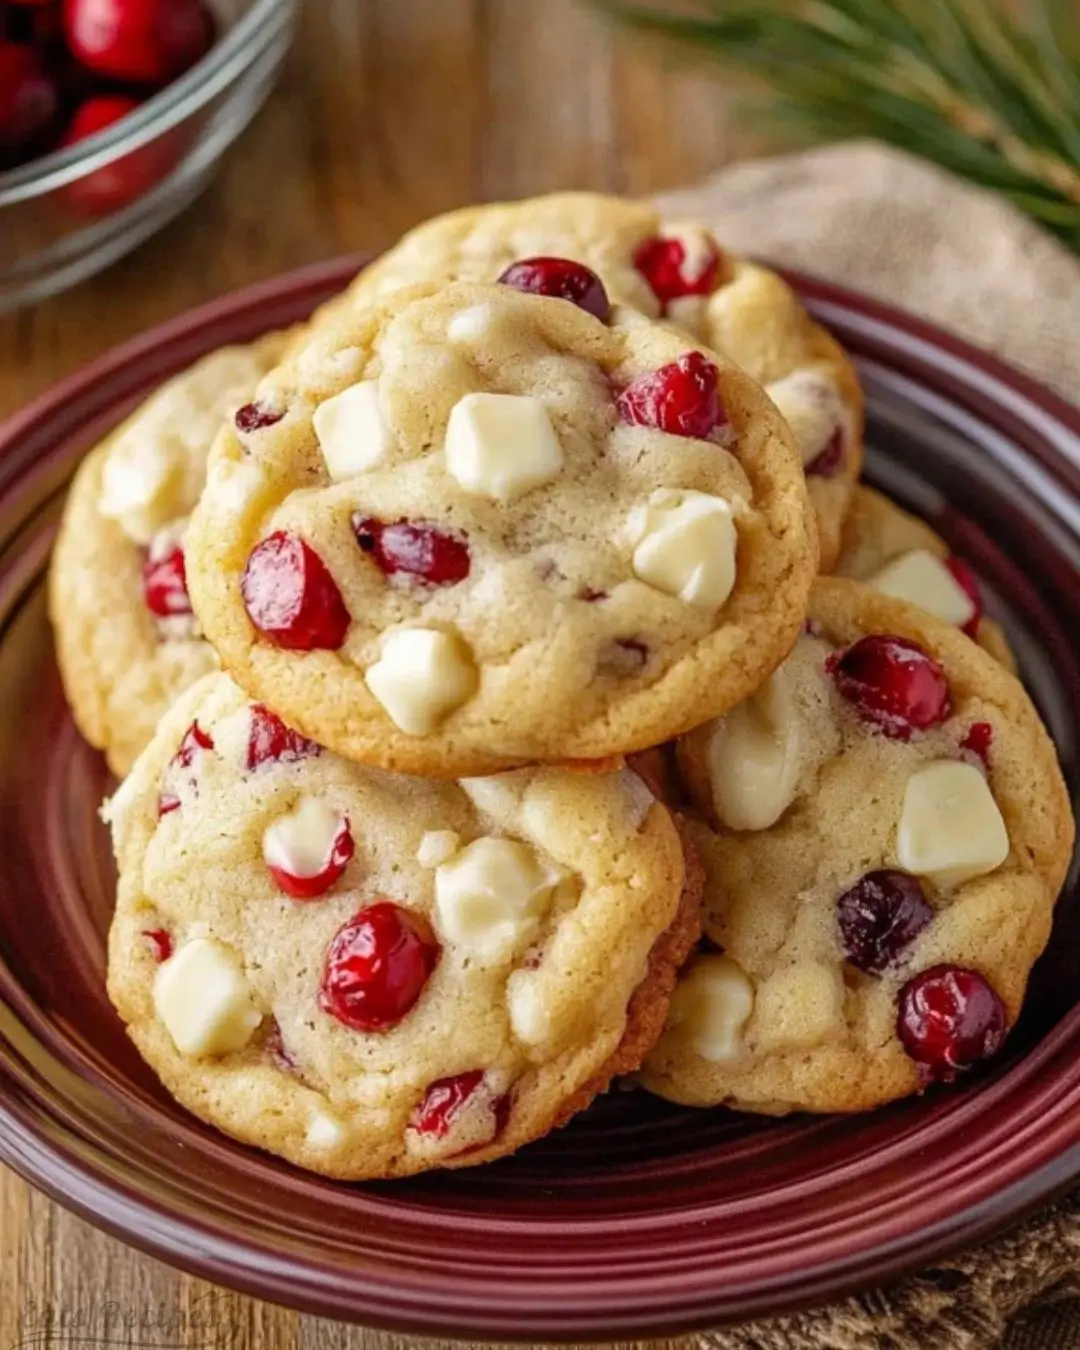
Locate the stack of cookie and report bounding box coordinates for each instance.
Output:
[49,193,1074,1180]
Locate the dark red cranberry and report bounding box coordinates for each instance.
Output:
[157,720,213,816]
[829,635,951,740]
[633,234,723,309]
[837,870,933,975]
[497,257,611,321]
[805,427,846,478]
[319,902,440,1033]
[352,516,471,587]
[246,704,320,771]
[157,794,180,818]
[961,721,994,769]
[946,557,984,638]
[411,1070,486,1138]
[62,0,213,85]
[617,352,726,441]
[235,402,284,434]
[142,540,191,618]
[142,928,172,962]
[897,965,1008,1081]
[60,95,176,216]
[0,42,58,158]
[265,1019,297,1073]
[265,813,355,901]
[241,532,350,651]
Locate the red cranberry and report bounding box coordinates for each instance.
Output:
[617,352,727,441]
[898,965,1008,1080]
[60,95,175,216]
[946,557,984,638]
[157,794,180,818]
[142,928,172,962]
[265,814,355,901]
[409,1070,509,1153]
[320,902,440,1033]
[633,234,723,309]
[497,257,610,321]
[63,0,212,84]
[235,402,284,434]
[265,1019,297,1073]
[352,516,471,587]
[0,42,58,157]
[806,427,846,479]
[829,635,951,740]
[241,532,350,651]
[142,540,191,618]
[157,719,213,816]
[246,704,320,771]
[837,870,933,975]
[961,721,994,769]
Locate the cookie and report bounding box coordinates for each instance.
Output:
[640,577,1073,1115]
[186,277,817,777]
[834,486,1016,670]
[315,192,863,568]
[105,673,700,1180]
[49,333,291,775]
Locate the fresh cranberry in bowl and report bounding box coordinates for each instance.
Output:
[60,95,178,216]
[241,531,351,651]
[837,870,933,974]
[497,257,610,321]
[633,233,723,309]
[0,42,59,160]
[320,902,440,1033]
[617,352,727,441]
[829,635,951,739]
[62,0,213,85]
[898,965,1008,1081]
[352,516,471,587]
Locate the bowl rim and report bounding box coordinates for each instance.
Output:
[2,255,1080,1338]
[0,0,298,206]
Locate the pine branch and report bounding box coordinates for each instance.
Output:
[595,0,1080,251]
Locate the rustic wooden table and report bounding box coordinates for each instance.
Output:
[0,3,757,1347]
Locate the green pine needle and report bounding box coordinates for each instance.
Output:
[594,0,1080,252]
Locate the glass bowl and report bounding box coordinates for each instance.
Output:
[0,0,298,315]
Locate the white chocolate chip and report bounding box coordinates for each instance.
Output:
[459,773,526,825]
[365,628,478,735]
[668,955,754,1062]
[416,830,461,868]
[263,796,349,880]
[897,759,1010,886]
[205,457,266,512]
[448,305,497,343]
[661,221,718,284]
[765,370,845,466]
[869,550,978,628]
[444,392,563,502]
[435,837,560,961]
[707,662,803,831]
[153,937,262,1058]
[313,379,395,479]
[98,437,179,544]
[306,1107,347,1150]
[507,976,553,1046]
[630,489,736,608]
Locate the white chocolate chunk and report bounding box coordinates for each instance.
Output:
[662,221,718,283]
[365,628,478,735]
[708,662,803,831]
[98,437,179,543]
[416,830,461,868]
[313,379,395,479]
[669,955,754,1062]
[459,773,527,825]
[869,549,977,628]
[507,976,553,1046]
[630,489,736,608]
[306,1107,347,1150]
[765,370,844,466]
[204,456,266,512]
[444,392,564,502]
[435,837,560,961]
[263,796,348,880]
[897,759,1009,886]
[153,937,262,1058]
[448,305,497,343]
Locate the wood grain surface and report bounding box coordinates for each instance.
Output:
[0,2,759,1347]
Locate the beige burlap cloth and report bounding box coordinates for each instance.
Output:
[651,142,1080,1350]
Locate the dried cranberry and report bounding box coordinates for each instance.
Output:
[898,965,1008,1081]
[961,721,994,769]
[241,532,350,651]
[142,540,191,617]
[806,427,846,478]
[246,704,320,771]
[829,635,951,740]
[142,928,172,962]
[352,516,470,587]
[633,234,723,309]
[157,720,213,817]
[320,902,439,1033]
[235,402,284,434]
[946,557,984,638]
[497,257,610,321]
[837,870,933,974]
[617,352,726,441]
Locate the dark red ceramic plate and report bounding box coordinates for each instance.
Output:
[1,257,1079,1341]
